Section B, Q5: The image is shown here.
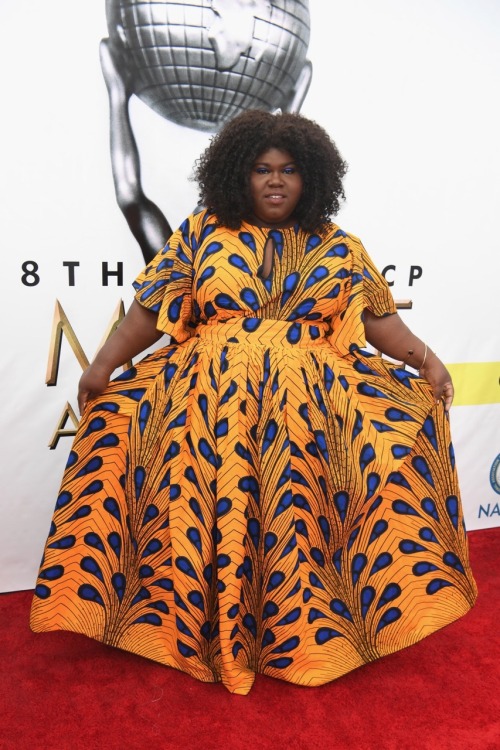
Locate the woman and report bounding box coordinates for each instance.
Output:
[31,111,477,695]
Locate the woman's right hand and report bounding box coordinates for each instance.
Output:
[76,301,163,416]
[78,363,112,415]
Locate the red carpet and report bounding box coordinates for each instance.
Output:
[1,528,499,750]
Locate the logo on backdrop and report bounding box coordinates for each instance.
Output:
[490,454,500,495]
[477,454,500,519]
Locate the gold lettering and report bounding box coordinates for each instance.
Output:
[46,300,132,386]
[47,299,132,447]
[48,401,79,450]
[46,300,89,386]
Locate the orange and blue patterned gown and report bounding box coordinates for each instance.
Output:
[31,211,477,694]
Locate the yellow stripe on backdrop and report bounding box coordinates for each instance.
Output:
[447,363,500,405]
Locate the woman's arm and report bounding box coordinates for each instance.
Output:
[363,309,454,411]
[78,300,163,414]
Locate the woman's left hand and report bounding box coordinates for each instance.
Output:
[419,352,454,411]
[362,310,455,412]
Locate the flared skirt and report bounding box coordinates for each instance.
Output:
[30,319,477,694]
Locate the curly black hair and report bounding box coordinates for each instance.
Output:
[194,110,348,233]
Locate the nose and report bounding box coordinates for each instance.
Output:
[268,170,284,185]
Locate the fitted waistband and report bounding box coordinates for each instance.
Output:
[194,318,331,348]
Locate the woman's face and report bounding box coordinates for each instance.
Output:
[248,148,303,227]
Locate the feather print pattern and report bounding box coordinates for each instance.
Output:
[31,210,477,694]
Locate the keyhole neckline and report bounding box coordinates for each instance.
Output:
[257,234,276,281]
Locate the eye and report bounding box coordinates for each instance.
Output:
[283,166,297,175]
[254,166,269,174]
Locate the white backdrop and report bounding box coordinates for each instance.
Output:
[1,0,499,593]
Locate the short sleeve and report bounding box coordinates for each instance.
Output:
[133,216,195,343]
[357,240,397,318]
[327,233,396,355]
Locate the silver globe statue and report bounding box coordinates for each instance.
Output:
[102,0,312,260]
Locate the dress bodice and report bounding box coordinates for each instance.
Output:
[133,210,396,352]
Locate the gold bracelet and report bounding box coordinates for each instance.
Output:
[419,343,428,370]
